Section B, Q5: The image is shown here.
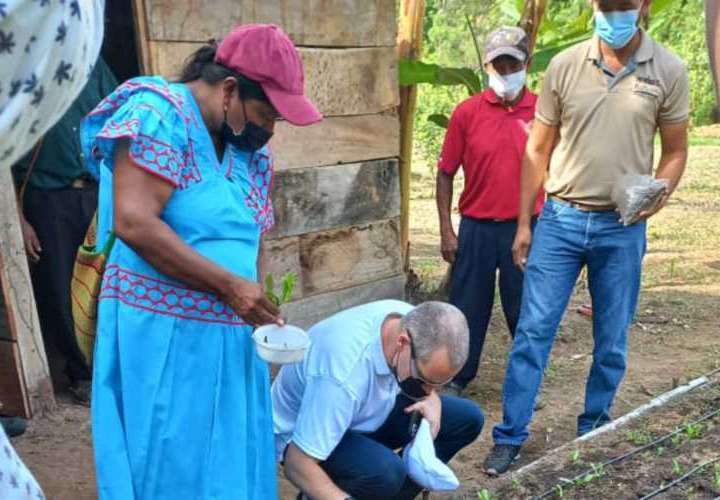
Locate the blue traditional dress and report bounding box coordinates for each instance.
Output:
[81,77,278,500]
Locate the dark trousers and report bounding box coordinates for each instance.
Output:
[23,184,98,383]
[319,395,484,499]
[450,217,528,388]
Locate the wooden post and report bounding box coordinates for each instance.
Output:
[397,0,426,268]
[706,0,720,122]
[520,0,548,55]
[0,169,55,416]
[132,0,153,75]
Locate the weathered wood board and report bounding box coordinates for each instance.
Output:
[149,42,399,117]
[270,159,400,238]
[265,219,402,298]
[0,339,27,417]
[299,219,401,296]
[0,169,54,416]
[281,274,405,329]
[271,115,399,170]
[143,0,397,47]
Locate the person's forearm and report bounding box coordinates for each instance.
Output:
[116,212,237,299]
[285,444,348,500]
[654,149,687,196]
[436,171,455,236]
[518,150,548,227]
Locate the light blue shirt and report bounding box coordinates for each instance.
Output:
[271,300,415,462]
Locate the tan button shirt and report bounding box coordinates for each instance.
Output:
[536,32,689,206]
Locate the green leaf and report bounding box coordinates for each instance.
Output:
[399,59,483,95]
[427,114,449,129]
[530,33,592,73]
[280,272,297,304]
[264,273,280,306]
[650,0,679,17]
[499,0,522,23]
[264,273,275,295]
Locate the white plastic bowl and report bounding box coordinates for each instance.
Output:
[252,324,310,365]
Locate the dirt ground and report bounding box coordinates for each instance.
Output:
[9,145,720,499]
[488,377,720,499]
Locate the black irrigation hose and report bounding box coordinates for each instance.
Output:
[533,406,720,500]
[638,455,720,500]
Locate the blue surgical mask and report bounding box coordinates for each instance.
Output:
[488,69,527,102]
[594,9,640,49]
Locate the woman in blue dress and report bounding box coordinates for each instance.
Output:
[81,24,322,499]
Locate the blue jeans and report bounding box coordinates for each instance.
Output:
[493,199,646,446]
[320,395,484,499]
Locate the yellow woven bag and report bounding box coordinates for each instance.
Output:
[71,214,115,366]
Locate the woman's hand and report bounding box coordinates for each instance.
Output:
[223,277,283,327]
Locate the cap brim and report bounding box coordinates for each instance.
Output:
[484,47,527,64]
[263,86,323,126]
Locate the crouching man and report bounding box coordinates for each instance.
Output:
[273,300,484,500]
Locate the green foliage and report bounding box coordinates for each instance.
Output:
[411,0,714,171]
[477,489,494,500]
[264,272,297,306]
[672,457,683,475]
[684,422,703,440]
[650,0,715,125]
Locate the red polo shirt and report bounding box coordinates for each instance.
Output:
[438,88,544,220]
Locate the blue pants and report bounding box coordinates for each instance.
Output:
[450,217,527,388]
[493,199,646,445]
[320,395,484,499]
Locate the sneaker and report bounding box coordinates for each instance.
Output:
[442,382,465,398]
[534,394,546,411]
[69,380,92,406]
[483,444,521,476]
[0,417,27,438]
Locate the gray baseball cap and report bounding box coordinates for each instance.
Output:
[483,27,529,64]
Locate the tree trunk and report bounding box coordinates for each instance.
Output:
[520,0,548,56]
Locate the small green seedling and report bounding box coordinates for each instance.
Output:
[265,272,297,306]
[570,449,581,463]
[477,489,492,500]
[672,458,683,475]
[684,422,702,440]
[713,463,720,488]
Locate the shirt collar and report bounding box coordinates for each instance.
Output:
[586,31,654,64]
[372,334,392,376]
[481,87,534,109]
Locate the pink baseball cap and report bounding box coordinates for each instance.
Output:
[215,24,322,126]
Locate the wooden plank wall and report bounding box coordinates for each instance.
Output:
[139,0,404,327]
[0,170,55,417]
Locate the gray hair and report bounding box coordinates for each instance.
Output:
[400,301,469,370]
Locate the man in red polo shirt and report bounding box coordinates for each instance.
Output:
[436,27,543,395]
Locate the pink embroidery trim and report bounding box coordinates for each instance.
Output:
[100,265,248,326]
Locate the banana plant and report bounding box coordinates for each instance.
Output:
[400,0,681,130]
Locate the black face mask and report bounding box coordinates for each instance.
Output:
[222,101,274,152]
[390,346,428,401]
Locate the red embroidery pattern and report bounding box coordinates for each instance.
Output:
[244,151,275,232]
[128,134,184,186]
[100,265,247,326]
[89,82,202,189]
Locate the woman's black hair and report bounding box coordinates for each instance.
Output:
[179,42,270,103]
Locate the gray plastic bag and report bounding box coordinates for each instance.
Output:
[611,175,668,226]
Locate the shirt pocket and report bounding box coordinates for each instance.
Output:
[627,80,662,116]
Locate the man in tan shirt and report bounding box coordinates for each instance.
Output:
[484,0,689,475]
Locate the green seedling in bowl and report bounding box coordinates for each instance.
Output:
[264,271,297,307]
[263,272,298,345]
